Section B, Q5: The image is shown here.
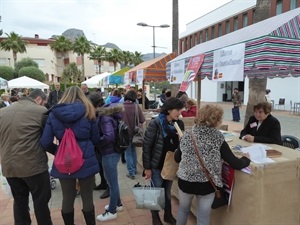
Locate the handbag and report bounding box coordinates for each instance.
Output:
[132,181,165,210]
[132,104,144,147]
[190,132,228,209]
[161,151,179,180]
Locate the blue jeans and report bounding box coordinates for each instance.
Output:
[125,143,137,176]
[102,153,122,213]
[176,189,214,225]
[7,171,52,225]
[151,169,173,214]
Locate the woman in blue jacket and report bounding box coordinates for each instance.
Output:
[41,86,100,225]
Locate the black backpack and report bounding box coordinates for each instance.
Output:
[114,120,130,153]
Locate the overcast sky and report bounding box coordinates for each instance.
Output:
[0,0,231,54]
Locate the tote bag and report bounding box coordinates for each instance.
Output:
[161,151,179,180]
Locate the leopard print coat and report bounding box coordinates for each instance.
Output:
[177,124,224,187]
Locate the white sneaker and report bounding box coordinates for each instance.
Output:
[96,211,117,221]
[104,204,124,212]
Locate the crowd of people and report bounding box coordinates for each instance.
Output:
[0,83,284,225]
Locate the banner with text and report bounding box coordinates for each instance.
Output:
[212,43,245,81]
[179,54,204,92]
[170,59,185,84]
[136,69,144,85]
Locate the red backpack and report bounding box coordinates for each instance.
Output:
[54,128,85,174]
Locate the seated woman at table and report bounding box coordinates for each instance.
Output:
[240,102,282,145]
[181,98,197,117]
[175,104,250,225]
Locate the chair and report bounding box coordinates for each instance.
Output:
[281,135,300,149]
[275,98,285,110]
[289,100,296,114]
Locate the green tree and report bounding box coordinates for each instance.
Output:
[106,48,121,71]
[244,0,270,126]
[18,66,45,82]
[14,57,38,74]
[131,51,143,66]
[0,32,27,68]
[120,50,133,67]
[0,66,14,80]
[50,35,72,76]
[62,62,83,83]
[89,45,107,73]
[72,36,91,78]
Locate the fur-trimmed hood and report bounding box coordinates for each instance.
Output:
[97,103,124,120]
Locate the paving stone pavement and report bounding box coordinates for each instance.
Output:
[0,101,299,225]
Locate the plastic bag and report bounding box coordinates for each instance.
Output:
[0,165,12,198]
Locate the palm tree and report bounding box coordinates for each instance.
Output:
[50,35,72,77]
[0,32,27,68]
[62,62,83,83]
[120,50,133,67]
[171,0,180,97]
[106,48,121,71]
[131,51,143,66]
[244,0,271,125]
[72,36,91,78]
[89,45,107,74]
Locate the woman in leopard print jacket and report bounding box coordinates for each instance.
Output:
[175,104,250,225]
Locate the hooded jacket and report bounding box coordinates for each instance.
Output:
[40,102,100,179]
[96,103,124,155]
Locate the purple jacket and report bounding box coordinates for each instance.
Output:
[97,103,124,155]
[40,102,100,179]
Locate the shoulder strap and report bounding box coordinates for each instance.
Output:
[190,131,220,197]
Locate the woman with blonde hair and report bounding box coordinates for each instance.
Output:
[181,98,197,117]
[41,86,100,225]
[175,104,250,225]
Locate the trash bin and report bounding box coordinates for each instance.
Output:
[222,94,228,102]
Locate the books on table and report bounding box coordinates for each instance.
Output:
[240,144,275,164]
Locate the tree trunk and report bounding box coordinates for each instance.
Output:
[171,0,180,97]
[244,0,271,126]
[13,52,17,69]
[81,55,85,78]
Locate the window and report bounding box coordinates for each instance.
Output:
[276,0,283,15]
[211,26,215,39]
[190,36,192,48]
[205,29,209,41]
[252,9,256,23]
[32,58,45,67]
[242,13,248,27]
[194,35,198,45]
[225,20,230,34]
[233,17,238,31]
[200,32,203,43]
[218,24,222,37]
[290,0,297,9]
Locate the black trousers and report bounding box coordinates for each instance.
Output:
[7,170,52,225]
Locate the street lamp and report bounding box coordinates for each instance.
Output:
[137,22,170,59]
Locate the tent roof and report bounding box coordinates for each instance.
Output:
[111,67,131,76]
[8,76,49,89]
[128,53,176,82]
[81,72,111,88]
[169,8,300,64]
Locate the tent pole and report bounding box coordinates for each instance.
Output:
[142,79,145,110]
[197,77,201,109]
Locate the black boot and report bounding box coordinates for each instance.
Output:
[61,210,74,225]
[151,211,163,225]
[100,187,110,199]
[93,182,107,190]
[164,211,176,225]
[82,207,95,225]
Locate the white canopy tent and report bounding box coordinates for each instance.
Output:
[8,76,49,90]
[81,72,111,88]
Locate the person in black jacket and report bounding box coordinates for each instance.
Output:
[175,104,250,225]
[47,82,63,109]
[143,97,185,225]
[240,102,282,145]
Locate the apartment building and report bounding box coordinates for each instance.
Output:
[0,34,120,83]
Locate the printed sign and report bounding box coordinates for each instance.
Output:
[212,43,245,81]
[179,54,204,92]
[136,69,144,85]
[170,59,185,84]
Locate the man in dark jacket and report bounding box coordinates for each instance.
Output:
[0,89,53,225]
[47,82,63,108]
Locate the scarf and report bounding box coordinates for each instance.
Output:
[158,113,177,138]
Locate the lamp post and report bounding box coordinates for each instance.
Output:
[137,22,170,59]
